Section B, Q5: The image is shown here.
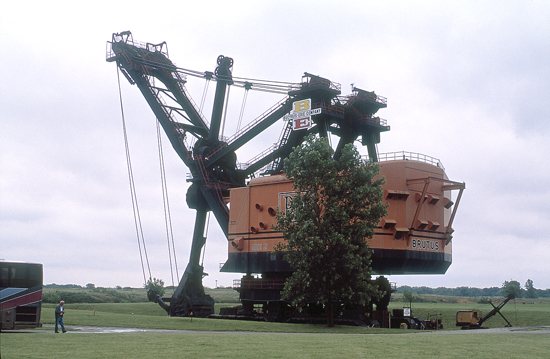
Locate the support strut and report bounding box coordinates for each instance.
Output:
[149,208,215,317]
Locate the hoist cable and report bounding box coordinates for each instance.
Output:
[116,66,152,286]
[156,121,179,287]
[120,46,304,94]
[236,88,249,132]
[201,212,211,267]
[326,121,332,148]
[220,85,231,140]
[200,79,210,112]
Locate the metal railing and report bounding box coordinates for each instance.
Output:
[373,151,445,171]
[233,278,285,289]
[236,144,278,170]
[337,93,387,106]
[205,96,290,161]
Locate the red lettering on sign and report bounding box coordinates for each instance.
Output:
[293,117,311,130]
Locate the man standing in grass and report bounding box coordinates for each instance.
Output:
[55,300,66,333]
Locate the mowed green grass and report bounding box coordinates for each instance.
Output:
[38,305,391,333]
[3,331,550,359]
[40,299,550,331]
[3,301,549,358]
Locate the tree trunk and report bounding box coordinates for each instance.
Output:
[327,298,334,327]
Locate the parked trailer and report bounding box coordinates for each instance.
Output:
[0,261,43,330]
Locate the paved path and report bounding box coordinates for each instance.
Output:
[38,324,550,335]
[414,326,550,335]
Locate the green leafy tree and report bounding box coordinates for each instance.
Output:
[403,289,416,303]
[145,277,165,297]
[372,276,393,311]
[525,279,538,299]
[275,135,387,327]
[502,280,522,299]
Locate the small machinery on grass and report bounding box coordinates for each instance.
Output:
[456,295,513,329]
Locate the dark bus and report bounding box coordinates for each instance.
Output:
[0,261,43,330]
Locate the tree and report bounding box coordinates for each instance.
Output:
[275,135,387,327]
[403,289,416,303]
[145,278,165,297]
[525,279,538,299]
[372,276,393,311]
[502,280,522,299]
[86,283,95,289]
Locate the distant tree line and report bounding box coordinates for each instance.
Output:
[42,285,147,303]
[45,283,132,290]
[45,283,89,289]
[396,279,547,298]
[42,283,240,304]
[44,279,547,304]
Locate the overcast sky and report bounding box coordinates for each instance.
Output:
[1,1,549,291]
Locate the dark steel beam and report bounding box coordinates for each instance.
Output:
[206,99,293,166]
[208,56,233,143]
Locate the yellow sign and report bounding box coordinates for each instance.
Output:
[283,99,321,130]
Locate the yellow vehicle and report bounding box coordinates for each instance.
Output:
[456,296,513,329]
[456,310,482,326]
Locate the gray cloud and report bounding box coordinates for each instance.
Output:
[1,1,549,291]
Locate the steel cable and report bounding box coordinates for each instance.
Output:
[116,66,152,287]
[156,121,179,287]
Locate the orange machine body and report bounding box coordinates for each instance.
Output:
[222,156,464,277]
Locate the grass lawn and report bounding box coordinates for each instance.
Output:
[3,331,550,358]
[36,299,550,332]
[4,299,549,358]
[38,305,392,333]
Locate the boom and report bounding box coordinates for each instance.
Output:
[478,295,513,327]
